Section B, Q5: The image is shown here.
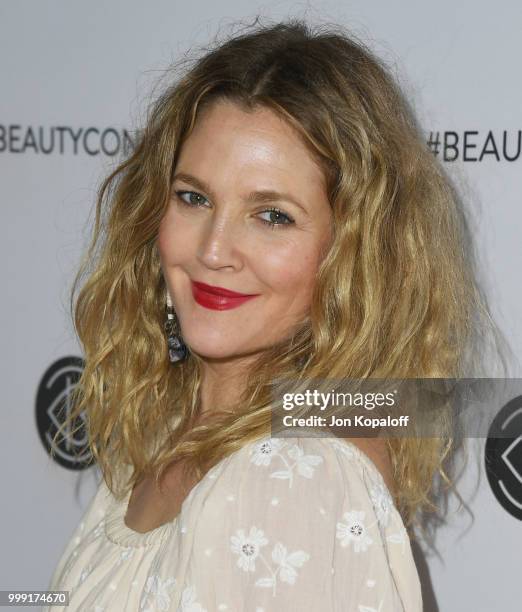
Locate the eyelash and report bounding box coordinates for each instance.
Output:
[173,190,295,230]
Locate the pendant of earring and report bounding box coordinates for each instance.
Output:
[165,292,188,363]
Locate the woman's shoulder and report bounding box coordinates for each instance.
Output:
[237,434,394,494]
[183,434,421,611]
[197,433,402,533]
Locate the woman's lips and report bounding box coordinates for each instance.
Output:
[191,280,260,311]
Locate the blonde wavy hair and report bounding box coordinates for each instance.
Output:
[55,18,509,539]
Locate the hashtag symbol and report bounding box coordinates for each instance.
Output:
[427,131,441,156]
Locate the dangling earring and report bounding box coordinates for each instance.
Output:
[165,290,188,363]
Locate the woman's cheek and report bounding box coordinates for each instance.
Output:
[263,248,319,294]
[157,214,193,262]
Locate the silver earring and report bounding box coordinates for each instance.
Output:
[165,290,188,363]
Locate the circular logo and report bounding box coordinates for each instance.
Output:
[485,395,522,520]
[35,356,94,470]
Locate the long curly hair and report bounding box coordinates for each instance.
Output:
[54,17,510,540]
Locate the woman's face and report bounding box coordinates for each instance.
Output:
[157,98,333,361]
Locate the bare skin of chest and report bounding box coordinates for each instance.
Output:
[124,460,199,534]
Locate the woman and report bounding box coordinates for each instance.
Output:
[45,18,503,611]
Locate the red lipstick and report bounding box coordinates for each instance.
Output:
[191,281,260,310]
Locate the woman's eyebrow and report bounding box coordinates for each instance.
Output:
[172,171,309,215]
[245,189,309,215]
[172,172,213,196]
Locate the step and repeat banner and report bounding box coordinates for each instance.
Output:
[2,2,521,611]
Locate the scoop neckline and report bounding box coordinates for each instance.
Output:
[104,451,237,548]
[104,470,177,547]
[103,435,395,547]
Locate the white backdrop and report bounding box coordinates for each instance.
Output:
[2,2,521,610]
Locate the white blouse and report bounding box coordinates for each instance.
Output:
[44,434,423,611]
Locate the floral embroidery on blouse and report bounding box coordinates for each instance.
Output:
[336,510,374,552]
[43,435,423,612]
[369,481,394,529]
[179,585,207,612]
[230,526,268,572]
[249,438,288,466]
[230,525,310,596]
[139,574,177,611]
[249,437,324,487]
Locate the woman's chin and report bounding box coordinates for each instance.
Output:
[191,349,250,362]
[185,338,263,363]
[182,336,239,360]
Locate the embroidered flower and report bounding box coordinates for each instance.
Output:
[271,542,310,585]
[369,482,393,528]
[336,510,373,552]
[249,438,287,466]
[256,441,324,488]
[253,540,310,596]
[139,574,177,611]
[180,584,207,612]
[230,526,268,571]
[286,444,323,479]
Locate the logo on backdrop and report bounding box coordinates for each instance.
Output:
[485,395,522,521]
[426,130,521,162]
[35,356,94,470]
[0,124,138,157]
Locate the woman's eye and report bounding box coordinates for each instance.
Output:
[173,191,294,230]
[257,208,295,229]
[174,190,208,207]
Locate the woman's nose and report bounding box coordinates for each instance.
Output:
[197,212,243,270]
